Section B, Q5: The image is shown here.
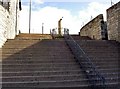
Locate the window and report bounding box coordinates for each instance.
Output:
[0,0,10,12]
[0,0,3,5]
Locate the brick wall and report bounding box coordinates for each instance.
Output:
[107,1,120,42]
[80,14,107,40]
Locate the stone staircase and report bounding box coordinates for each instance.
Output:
[72,35,120,88]
[1,34,90,88]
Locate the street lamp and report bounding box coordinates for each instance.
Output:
[42,23,44,34]
[29,0,31,34]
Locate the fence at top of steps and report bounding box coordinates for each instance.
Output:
[64,30,106,88]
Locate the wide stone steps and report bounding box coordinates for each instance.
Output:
[2,36,92,88]
[2,34,119,88]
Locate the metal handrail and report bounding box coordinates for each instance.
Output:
[64,31,105,88]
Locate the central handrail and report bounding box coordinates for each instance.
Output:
[64,32,105,88]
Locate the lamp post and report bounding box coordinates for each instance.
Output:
[29,0,31,34]
[58,17,63,36]
[42,23,44,34]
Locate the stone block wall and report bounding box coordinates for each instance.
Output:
[107,1,120,42]
[0,0,21,48]
[0,5,10,48]
[80,14,108,40]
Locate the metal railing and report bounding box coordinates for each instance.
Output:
[64,30,105,88]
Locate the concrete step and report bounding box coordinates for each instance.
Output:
[103,72,120,78]
[86,53,118,57]
[2,74,87,82]
[2,80,90,88]
[6,39,40,43]
[2,67,119,74]
[105,83,119,89]
[5,40,39,44]
[2,51,74,55]
[2,57,75,61]
[16,36,52,39]
[89,57,119,60]
[2,57,75,62]
[2,46,69,49]
[2,54,73,58]
[98,68,119,74]
[16,33,52,39]
[2,63,80,68]
[2,56,74,60]
[2,49,71,53]
[71,36,91,40]
[95,64,119,68]
[79,44,115,48]
[2,67,82,72]
[4,40,39,46]
[91,58,119,62]
[2,71,119,79]
[87,54,118,58]
[105,77,120,84]
[2,60,76,64]
[76,40,117,44]
[2,70,84,77]
[92,61,118,65]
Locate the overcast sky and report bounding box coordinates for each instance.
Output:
[19,0,119,34]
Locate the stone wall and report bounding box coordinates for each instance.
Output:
[107,1,120,42]
[80,14,108,40]
[0,5,10,48]
[0,0,21,48]
[8,0,21,39]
